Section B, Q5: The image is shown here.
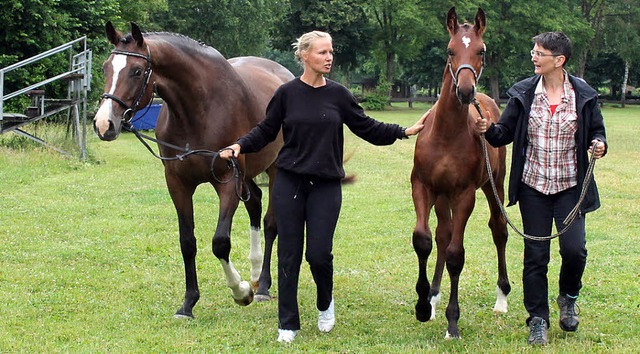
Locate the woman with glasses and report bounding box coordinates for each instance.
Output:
[475,32,607,346]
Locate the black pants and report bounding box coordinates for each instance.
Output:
[274,169,341,331]
[518,183,587,325]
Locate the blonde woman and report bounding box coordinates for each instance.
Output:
[220,30,426,343]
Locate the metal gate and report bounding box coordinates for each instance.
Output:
[1,37,92,159]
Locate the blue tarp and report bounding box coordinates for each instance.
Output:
[131,104,161,130]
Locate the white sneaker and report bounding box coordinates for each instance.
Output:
[318,298,335,332]
[277,329,297,343]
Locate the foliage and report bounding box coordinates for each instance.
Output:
[361,80,392,110]
[270,0,371,73]
[149,0,279,57]
[364,0,430,83]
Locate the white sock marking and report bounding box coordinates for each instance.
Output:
[249,226,263,283]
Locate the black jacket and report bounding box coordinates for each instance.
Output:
[484,74,607,213]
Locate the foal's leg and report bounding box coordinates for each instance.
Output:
[444,188,475,339]
[165,175,200,319]
[411,178,435,322]
[481,180,510,313]
[255,166,278,301]
[212,182,253,306]
[430,197,452,320]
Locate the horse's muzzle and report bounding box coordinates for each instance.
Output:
[456,85,476,105]
[93,119,119,141]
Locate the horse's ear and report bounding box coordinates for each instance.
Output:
[474,8,486,36]
[447,7,459,35]
[131,22,145,47]
[105,21,121,46]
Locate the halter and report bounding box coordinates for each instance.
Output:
[447,51,485,100]
[101,47,154,122]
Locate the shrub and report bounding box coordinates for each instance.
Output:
[361,80,391,111]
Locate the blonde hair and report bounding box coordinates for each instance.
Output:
[292,31,332,64]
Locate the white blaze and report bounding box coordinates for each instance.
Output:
[94,55,127,135]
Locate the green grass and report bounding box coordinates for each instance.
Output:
[0,103,638,353]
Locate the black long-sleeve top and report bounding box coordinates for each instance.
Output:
[237,78,406,179]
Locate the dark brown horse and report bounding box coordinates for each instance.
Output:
[410,7,510,338]
[93,22,293,318]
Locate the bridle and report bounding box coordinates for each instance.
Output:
[101,47,154,122]
[100,46,249,202]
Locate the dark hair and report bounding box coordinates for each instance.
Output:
[532,32,572,64]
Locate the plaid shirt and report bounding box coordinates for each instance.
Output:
[522,71,578,194]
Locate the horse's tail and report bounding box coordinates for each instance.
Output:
[342,149,357,184]
[342,175,357,184]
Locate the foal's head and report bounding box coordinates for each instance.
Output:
[446,7,486,105]
[94,22,155,141]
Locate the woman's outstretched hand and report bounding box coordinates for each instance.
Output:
[405,109,430,136]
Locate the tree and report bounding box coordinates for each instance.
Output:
[599,0,640,106]
[574,0,606,78]
[150,0,278,57]
[364,0,426,83]
[270,0,371,75]
[472,1,590,101]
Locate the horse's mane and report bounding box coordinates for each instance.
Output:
[122,31,224,60]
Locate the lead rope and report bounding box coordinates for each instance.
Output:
[472,99,598,241]
[122,122,250,202]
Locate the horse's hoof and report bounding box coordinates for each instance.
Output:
[254,293,274,302]
[233,286,254,306]
[234,295,253,306]
[415,301,432,322]
[174,312,194,320]
[445,330,461,340]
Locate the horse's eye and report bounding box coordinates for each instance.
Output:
[447,49,454,57]
[134,69,143,76]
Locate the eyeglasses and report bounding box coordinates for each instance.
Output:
[530,50,560,58]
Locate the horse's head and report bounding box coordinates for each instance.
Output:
[446,7,486,105]
[93,22,155,141]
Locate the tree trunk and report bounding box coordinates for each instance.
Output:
[621,59,629,108]
[386,51,394,83]
[576,49,588,78]
[577,0,607,78]
[490,73,500,107]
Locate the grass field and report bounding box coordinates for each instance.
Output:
[0,103,638,353]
